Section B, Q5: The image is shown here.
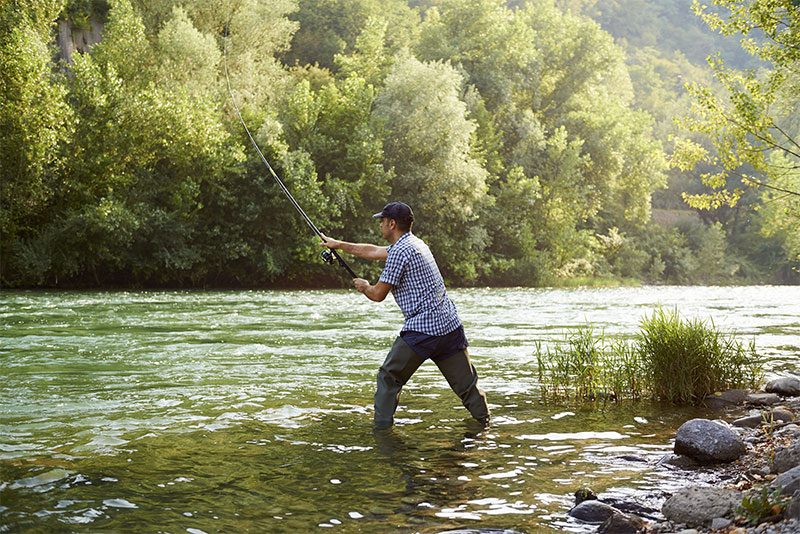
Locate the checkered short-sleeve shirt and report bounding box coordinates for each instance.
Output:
[378,232,462,336]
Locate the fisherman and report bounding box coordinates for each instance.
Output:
[322,201,490,430]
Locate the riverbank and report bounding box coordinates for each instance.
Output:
[566,377,800,533]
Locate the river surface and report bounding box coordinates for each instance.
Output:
[1,286,799,532]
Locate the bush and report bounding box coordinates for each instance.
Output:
[535,307,763,404]
[638,307,762,403]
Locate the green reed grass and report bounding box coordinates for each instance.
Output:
[536,327,646,403]
[535,308,763,404]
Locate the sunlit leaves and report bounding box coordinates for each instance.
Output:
[156,7,220,94]
[679,0,799,274]
[375,52,489,280]
[0,0,72,242]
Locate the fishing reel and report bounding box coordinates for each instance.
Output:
[321,248,335,265]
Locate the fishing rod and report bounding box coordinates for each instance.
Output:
[222,28,358,279]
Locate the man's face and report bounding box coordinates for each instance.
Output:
[379,217,393,241]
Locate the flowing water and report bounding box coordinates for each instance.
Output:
[1,286,798,532]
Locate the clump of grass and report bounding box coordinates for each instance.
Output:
[638,307,763,403]
[535,307,763,404]
[536,326,645,402]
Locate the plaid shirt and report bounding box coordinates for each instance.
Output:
[379,232,462,336]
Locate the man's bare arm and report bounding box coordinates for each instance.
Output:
[354,279,392,302]
[321,235,388,261]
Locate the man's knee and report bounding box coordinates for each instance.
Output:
[377,364,403,388]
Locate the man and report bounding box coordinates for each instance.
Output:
[322,201,490,430]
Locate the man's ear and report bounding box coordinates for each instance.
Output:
[388,219,397,229]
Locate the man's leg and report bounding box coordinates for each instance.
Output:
[434,349,490,424]
[374,336,425,429]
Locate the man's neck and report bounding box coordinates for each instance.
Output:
[388,230,407,245]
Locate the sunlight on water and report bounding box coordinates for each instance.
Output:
[1,286,798,532]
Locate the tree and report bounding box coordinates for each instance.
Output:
[284,0,417,71]
[417,0,540,108]
[0,0,72,282]
[155,7,220,95]
[411,0,669,284]
[675,0,799,274]
[374,52,490,282]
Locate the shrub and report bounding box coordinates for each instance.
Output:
[535,307,763,404]
[639,308,763,403]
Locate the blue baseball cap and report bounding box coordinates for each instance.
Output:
[372,201,414,224]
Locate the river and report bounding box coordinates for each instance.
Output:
[1,286,798,532]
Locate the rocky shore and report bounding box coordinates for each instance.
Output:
[566,376,800,534]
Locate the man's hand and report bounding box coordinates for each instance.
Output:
[353,279,392,302]
[354,278,370,293]
[320,234,342,249]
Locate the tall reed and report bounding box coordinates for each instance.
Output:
[637,307,762,403]
[536,327,645,402]
[535,308,763,404]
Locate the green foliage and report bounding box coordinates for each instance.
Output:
[284,0,417,70]
[676,0,800,279]
[638,308,763,403]
[64,0,108,27]
[0,0,72,274]
[155,7,220,94]
[374,52,489,282]
[414,0,667,285]
[583,0,760,69]
[334,17,393,86]
[536,308,764,404]
[1,0,791,287]
[536,326,645,402]
[737,485,789,527]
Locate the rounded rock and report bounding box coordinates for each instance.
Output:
[567,500,619,523]
[662,486,742,527]
[772,465,800,495]
[674,419,746,463]
[766,377,800,397]
[773,441,800,474]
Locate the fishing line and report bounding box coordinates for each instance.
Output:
[222,26,358,279]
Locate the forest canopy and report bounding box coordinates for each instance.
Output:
[1,0,797,288]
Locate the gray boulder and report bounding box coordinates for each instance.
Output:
[733,409,794,429]
[569,500,620,523]
[772,465,800,495]
[674,419,746,463]
[766,377,800,397]
[703,389,750,410]
[710,517,733,530]
[773,441,800,474]
[732,414,766,428]
[597,512,647,533]
[661,486,742,527]
[658,453,700,470]
[786,490,800,520]
[748,392,781,405]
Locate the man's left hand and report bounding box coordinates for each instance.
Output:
[354,278,369,293]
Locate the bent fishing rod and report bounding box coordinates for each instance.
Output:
[222,30,358,279]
